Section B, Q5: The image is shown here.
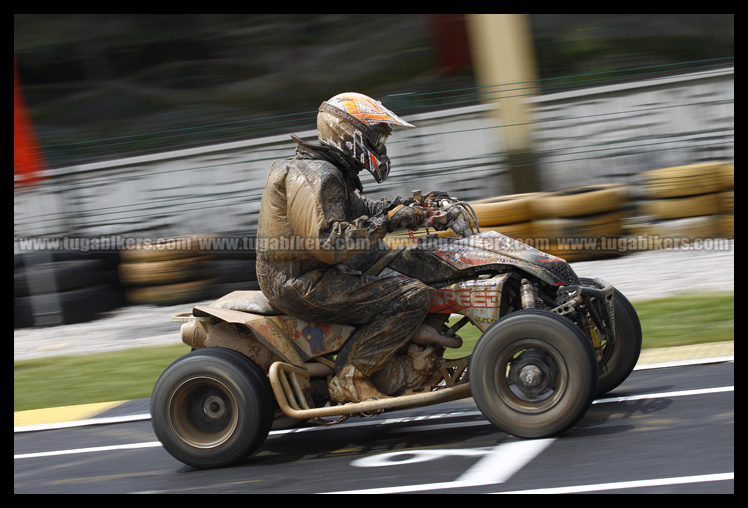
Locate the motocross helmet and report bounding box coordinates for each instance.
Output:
[317,92,415,183]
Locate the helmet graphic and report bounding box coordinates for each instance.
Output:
[317,92,414,183]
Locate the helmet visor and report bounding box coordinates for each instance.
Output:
[371,131,390,151]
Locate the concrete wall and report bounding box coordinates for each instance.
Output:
[14,67,733,244]
[530,67,734,190]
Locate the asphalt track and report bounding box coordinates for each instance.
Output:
[14,342,734,494]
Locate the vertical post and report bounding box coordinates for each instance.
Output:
[466,14,541,193]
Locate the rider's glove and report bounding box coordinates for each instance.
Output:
[387,205,424,232]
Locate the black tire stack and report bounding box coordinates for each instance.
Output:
[14,249,125,329]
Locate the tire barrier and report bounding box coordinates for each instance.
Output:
[637,162,728,199]
[384,193,541,249]
[124,279,216,306]
[530,184,629,261]
[470,193,540,226]
[119,256,212,286]
[13,251,125,329]
[118,231,261,306]
[636,192,721,221]
[385,185,629,261]
[529,184,628,219]
[119,235,216,306]
[469,193,540,251]
[718,164,734,238]
[385,163,732,261]
[629,162,734,244]
[627,216,722,247]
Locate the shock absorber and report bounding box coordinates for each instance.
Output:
[520,279,537,309]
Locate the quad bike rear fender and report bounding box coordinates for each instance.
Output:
[174,291,354,370]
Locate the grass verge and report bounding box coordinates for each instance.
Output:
[14,292,733,413]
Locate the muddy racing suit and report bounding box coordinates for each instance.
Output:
[256,137,430,399]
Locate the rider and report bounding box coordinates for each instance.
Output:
[256,92,446,403]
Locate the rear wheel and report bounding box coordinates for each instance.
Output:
[471,309,598,438]
[151,348,273,468]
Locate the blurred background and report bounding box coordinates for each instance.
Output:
[14,14,734,326]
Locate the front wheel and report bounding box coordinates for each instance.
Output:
[150,347,274,469]
[470,309,598,438]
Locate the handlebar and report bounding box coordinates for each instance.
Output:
[412,191,480,238]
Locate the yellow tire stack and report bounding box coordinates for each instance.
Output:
[119,234,215,305]
[529,184,629,261]
[469,193,539,240]
[629,163,734,248]
[376,161,735,262]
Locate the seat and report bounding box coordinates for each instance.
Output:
[212,290,283,316]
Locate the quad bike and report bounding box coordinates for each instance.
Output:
[151,192,642,469]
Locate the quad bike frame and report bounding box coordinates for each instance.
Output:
[172,271,615,425]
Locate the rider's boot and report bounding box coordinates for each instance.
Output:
[329,364,391,403]
[411,324,463,349]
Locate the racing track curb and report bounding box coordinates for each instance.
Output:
[14,341,734,432]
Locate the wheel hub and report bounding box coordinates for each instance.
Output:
[167,376,239,449]
[204,395,226,419]
[509,349,557,399]
[518,365,543,387]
